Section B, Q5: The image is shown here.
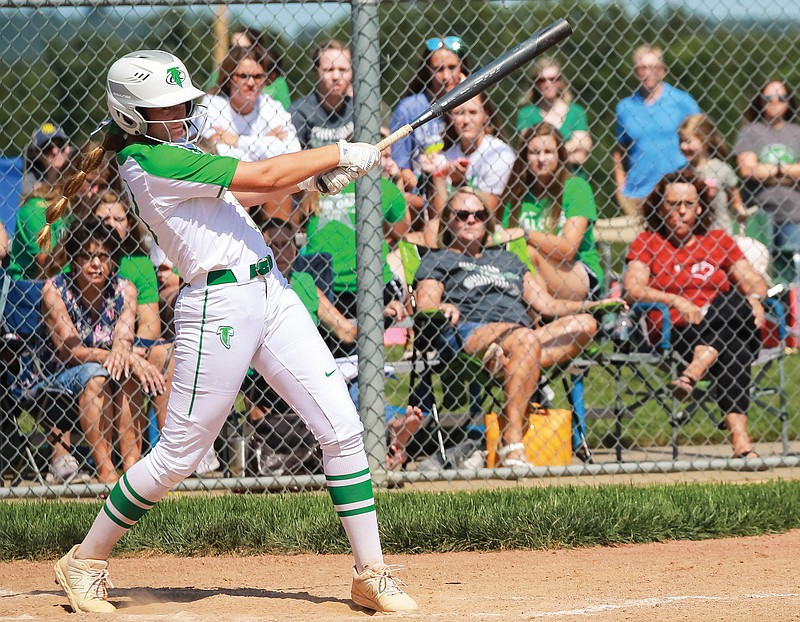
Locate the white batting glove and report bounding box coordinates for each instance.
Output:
[318,167,357,195]
[297,167,357,196]
[337,139,380,174]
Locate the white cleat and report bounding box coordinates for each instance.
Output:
[351,563,419,612]
[54,544,116,613]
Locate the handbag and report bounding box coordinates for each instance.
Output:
[485,404,572,467]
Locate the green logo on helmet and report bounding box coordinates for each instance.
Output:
[217,326,234,349]
[166,67,185,87]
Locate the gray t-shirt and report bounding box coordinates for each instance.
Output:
[697,158,740,234]
[415,247,532,326]
[289,92,354,148]
[733,121,800,223]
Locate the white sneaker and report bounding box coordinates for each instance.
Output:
[46,454,91,484]
[54,545,116,613]
[351,564,418,612]
[194,447,221,476]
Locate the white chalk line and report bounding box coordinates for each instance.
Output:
[529,592,800,617]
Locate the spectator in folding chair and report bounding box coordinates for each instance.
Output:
[624,169,769,459]
[414,187,617,467]
[260,218,422,470]
[41,216,167,483]
[503,122,604,302]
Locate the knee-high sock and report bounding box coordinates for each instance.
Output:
[77,458,171,560]
[324,449,384,573]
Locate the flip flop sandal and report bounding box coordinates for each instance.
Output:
[497,442,533,468]
[670,374,697,401]
[481,342,504,376]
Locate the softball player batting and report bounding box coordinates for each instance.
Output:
[48,50,417,614]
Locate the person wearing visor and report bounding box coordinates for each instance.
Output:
[46,50,416,615]
[21,121,73,196]
[8,122,75,279]
[390,35,468,190]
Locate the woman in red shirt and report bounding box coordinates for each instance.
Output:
[624,170,768,458]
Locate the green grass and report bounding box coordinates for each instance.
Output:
[1,481,799,560]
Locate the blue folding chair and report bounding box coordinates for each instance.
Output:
[0,156,24,238]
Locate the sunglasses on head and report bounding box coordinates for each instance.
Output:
[425,36,465,56]
[454,209,488,222]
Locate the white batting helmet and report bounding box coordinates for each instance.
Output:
[107,50,206,142]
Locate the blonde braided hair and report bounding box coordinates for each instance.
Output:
[36,129,127,250]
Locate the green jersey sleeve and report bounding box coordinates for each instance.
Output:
[120,143,238,197]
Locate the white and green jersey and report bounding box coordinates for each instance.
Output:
[117,142,271,284]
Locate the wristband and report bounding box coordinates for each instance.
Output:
[747,293,763,301]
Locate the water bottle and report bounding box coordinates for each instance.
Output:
[612,311,635,351]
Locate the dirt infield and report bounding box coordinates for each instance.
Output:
[1,530,798,621]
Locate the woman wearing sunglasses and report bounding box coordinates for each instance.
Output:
[389,35,469,191]
[517,57,592,173]
[734,79,800,250]
[414,188,615,468]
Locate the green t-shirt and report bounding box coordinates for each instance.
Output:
[503,176,603,286]
[302,178,406,293]
[7,197,69,280]
[515,102,589,140]
[118,254,159,306]
[290,270,320,326]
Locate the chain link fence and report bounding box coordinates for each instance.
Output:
[1,0,799,498]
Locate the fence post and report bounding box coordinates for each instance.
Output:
[351,0,387,481]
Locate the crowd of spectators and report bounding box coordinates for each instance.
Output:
[0,32,792,481]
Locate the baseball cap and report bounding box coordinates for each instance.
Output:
[32,122,68,148]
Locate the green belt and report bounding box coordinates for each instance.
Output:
[206,256,273,286]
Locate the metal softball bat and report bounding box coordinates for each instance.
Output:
[376,18,573,152]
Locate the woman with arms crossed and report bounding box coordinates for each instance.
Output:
[46,50,416,614]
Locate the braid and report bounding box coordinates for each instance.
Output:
[36,130,125,250]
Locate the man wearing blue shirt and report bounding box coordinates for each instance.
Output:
[613,46,700,215]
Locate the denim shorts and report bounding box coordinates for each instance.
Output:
[36,362,110,397]
[439,321,485,360]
